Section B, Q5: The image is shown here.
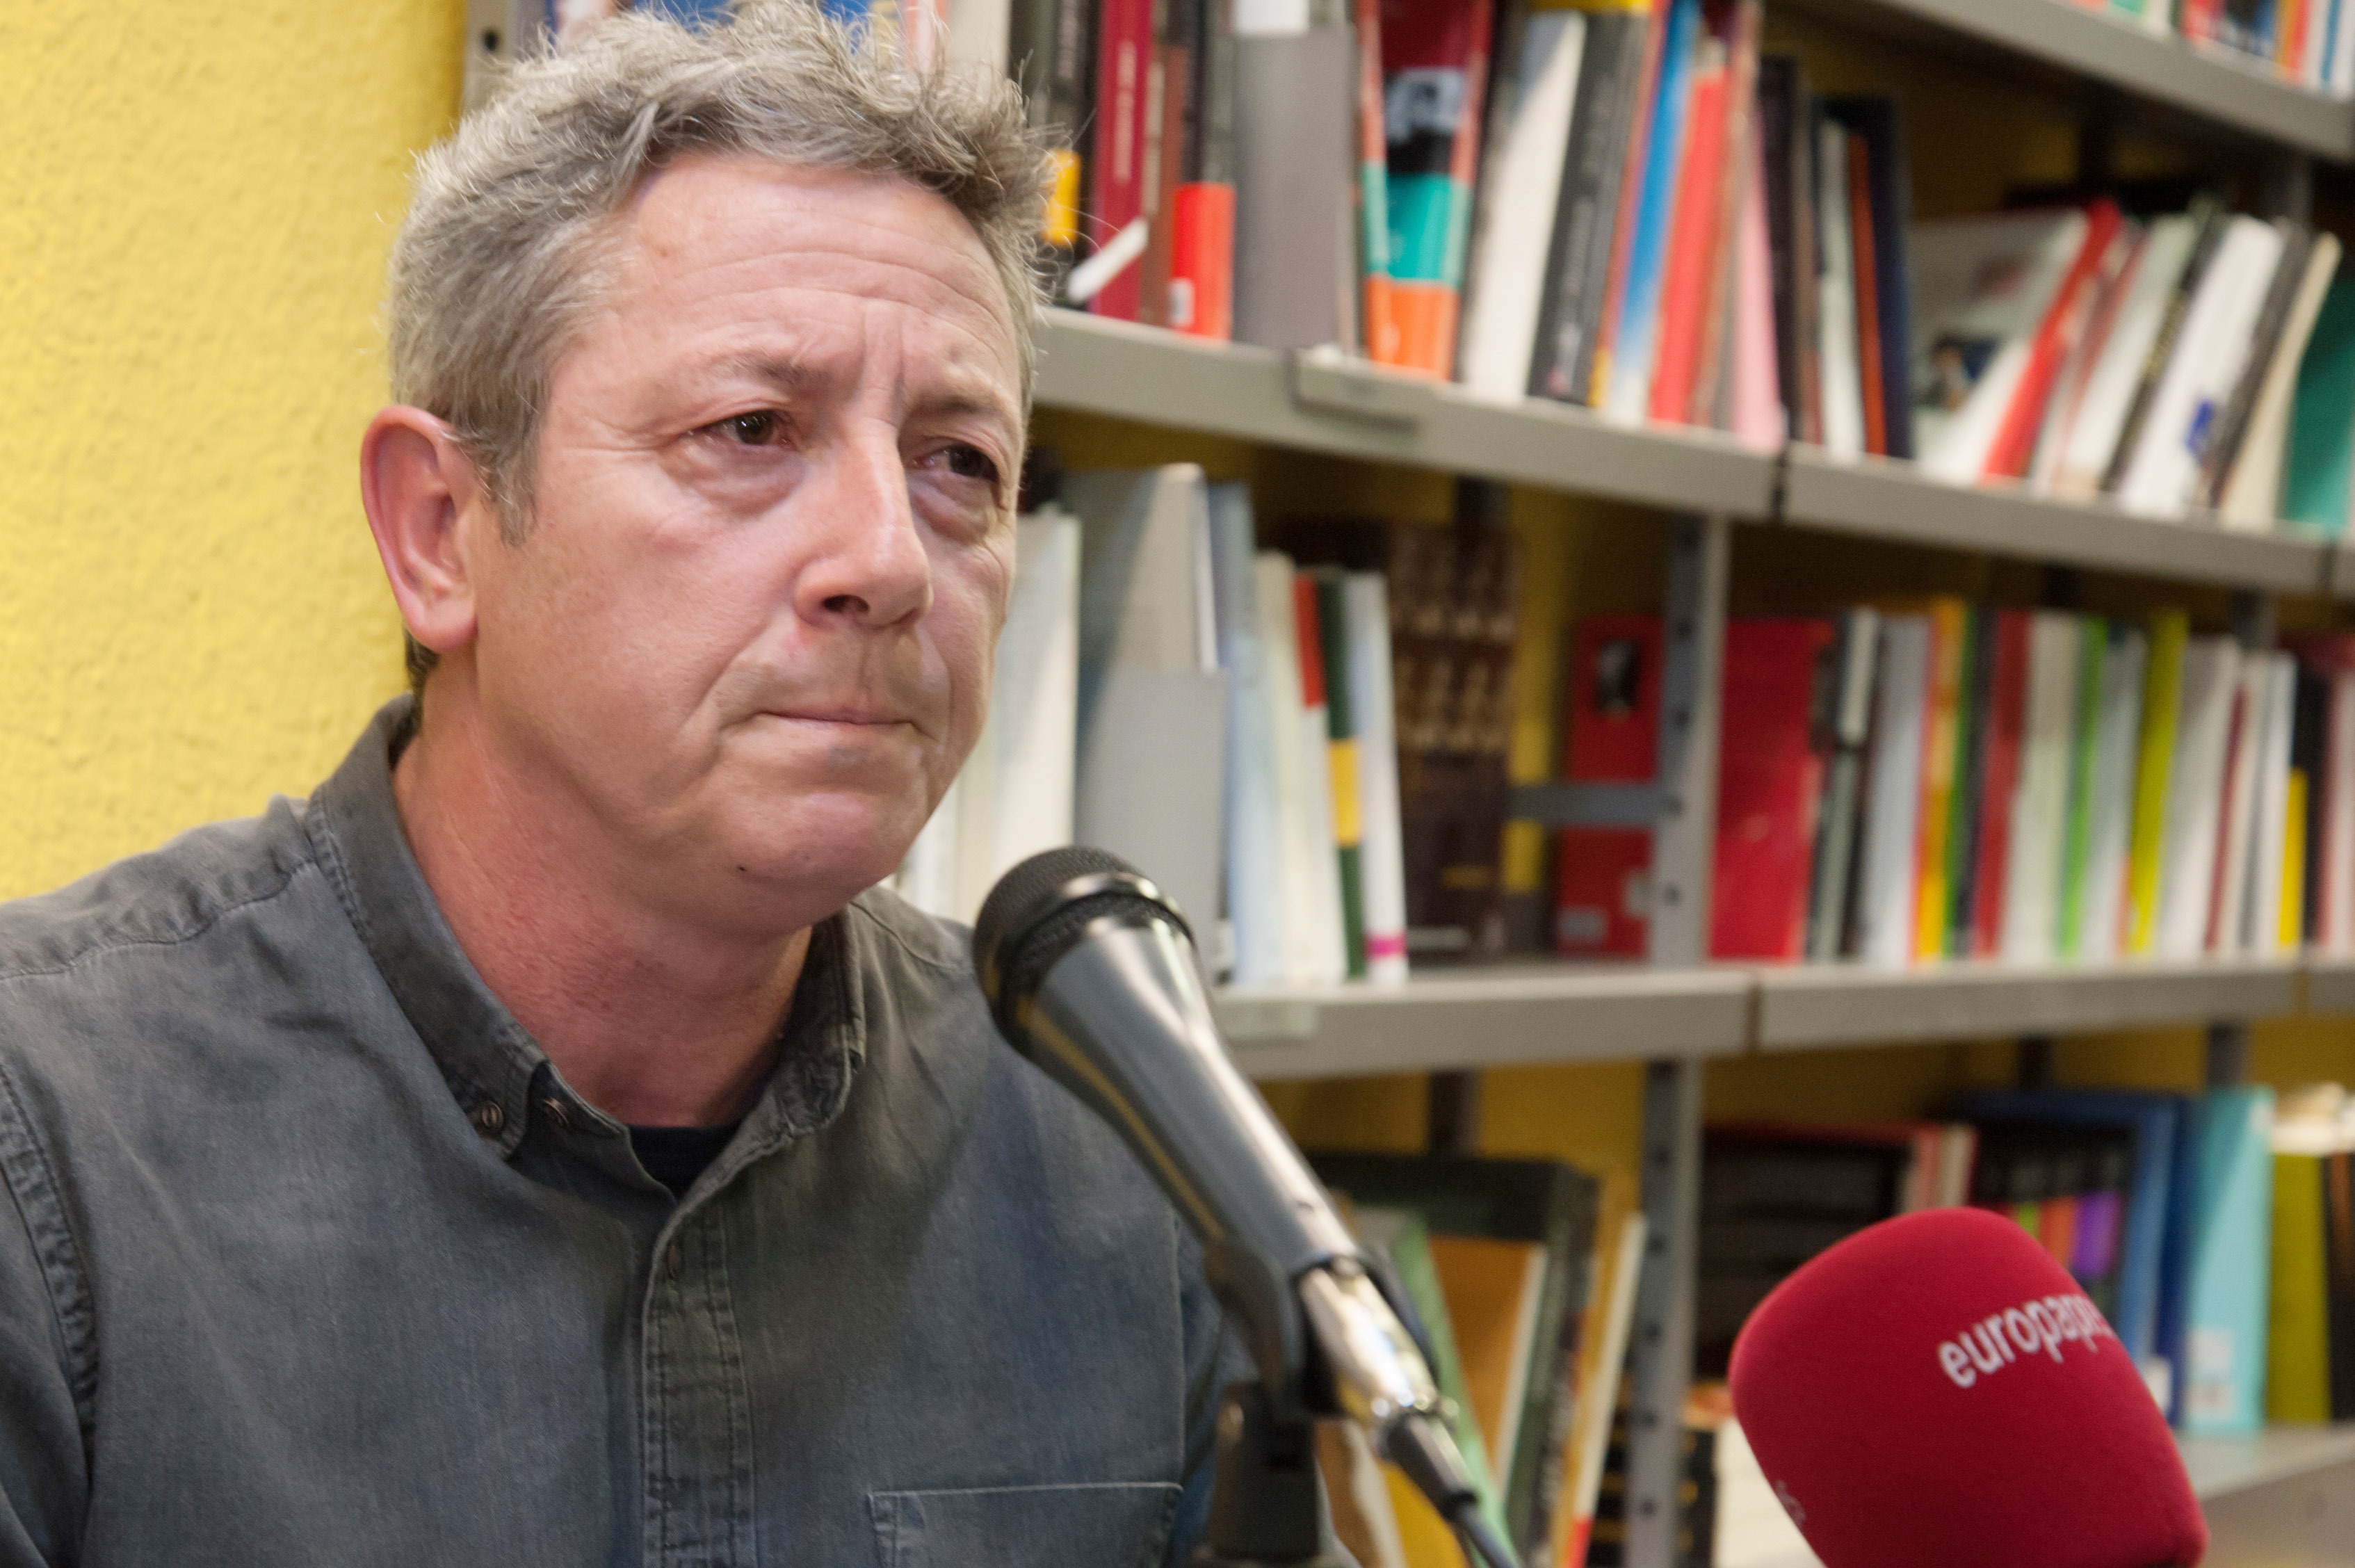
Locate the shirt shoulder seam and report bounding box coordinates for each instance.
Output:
[0,857,316,990]
[847,897,964,981]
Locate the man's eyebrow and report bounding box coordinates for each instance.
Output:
[711,353,814,394]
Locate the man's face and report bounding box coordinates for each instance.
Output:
[465,155,1023,928]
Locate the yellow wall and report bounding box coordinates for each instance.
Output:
[0,2,464,898]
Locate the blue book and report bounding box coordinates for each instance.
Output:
[1952,1089,2185,1398]
[2178,1087,2276,1434]
[1597,0,1699,422]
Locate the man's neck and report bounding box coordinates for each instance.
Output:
[390,690,809,1129]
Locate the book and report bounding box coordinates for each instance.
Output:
[1709,617,1834,960]
[2218,232,2340,528]
[2048,215,2199,499]
[1459,3,1589,399]
[2115,216,2289,518]
[1812,113,1866,460]
[1352,0,1398,362]
[1683,0,1762,433]
[1007,0,1096,289]
[1169,0,1240,339]
[1342,570,1412,981]
[1911,598,1970,961]
[1231,23,1361,350]
[2180,1086,2276,1435]
[2075,622,2148,961]
[1258,553,1350,985]
[1984,202,2124,482]
[2268,1148,2333,1424]
[1554,615,1664,958]
[1805,606,1878,961]
[2154,637,2241,959]
[2283,273,2355,535]
[2196,223,2317,512]
[1598,0,1702,422]
[1969,610,2034,959]
[1579,0,1676,406]
[1754,54,1818,442]
[1209,486,1288,984]
[1553,1211,1646,1568]
[2246,654,2299,954]
[2100,200,2230,497]
[1999,612,2083,962]
[2126,610,2190,956]
[1909,208,2090,484]
[1377,0,1496,375]
[1854,613,1929,967]
[1307,1151,1602,1555]
[1310,571,1370,975]
[2208,658,2268,955]
[2054,617,2109,959]
[1943,606,1997,957]
[1528,0,1654,405]
[1824,95,1913,460]
[1643,10,1733,427]
[1843,125,1886,456]
[1085,0,1157,320]
[1065,467,1229,933]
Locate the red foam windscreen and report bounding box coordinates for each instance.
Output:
[1728,1207,2206,1568]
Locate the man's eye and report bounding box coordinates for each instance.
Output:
[715,411,781,445]
[943,444,999,485]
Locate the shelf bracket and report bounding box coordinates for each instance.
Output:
[1626,1058,1703,1568]
[1288,347,1434,429]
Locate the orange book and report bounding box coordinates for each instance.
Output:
[1846,130,1887,457]
[1428,1234,1547,1466]
[1646,52,1730,426]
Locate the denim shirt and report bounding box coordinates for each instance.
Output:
[0,699,1239,1566]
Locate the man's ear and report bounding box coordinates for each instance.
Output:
[360,407,488,662]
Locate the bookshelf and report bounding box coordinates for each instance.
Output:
[1789,0,2355,160]
[2180,1421,2355,1498]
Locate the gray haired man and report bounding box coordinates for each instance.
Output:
[0,6,1243,1562]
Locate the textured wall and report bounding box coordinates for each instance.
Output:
[0,2,464,897]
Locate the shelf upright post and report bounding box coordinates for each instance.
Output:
[1624,512,1730,1568]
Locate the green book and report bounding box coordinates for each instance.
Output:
[1945,605,1996,956]
[2056,617,2108,957]
[1313,570,1368,977]
[2127,610,2190,955]
[2284,275,2355,535]
[1354,1206,1511,1544]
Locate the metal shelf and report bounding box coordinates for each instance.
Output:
[1779,446,2332,594]
[2180,1423,2355,1499]
[1794,0,2355,160]
[1033,311,1779,519]
[1754,953,2301,1048]
[2306,954,2355,1013]
[1219,964,1752,1079]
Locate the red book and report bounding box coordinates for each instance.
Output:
[1554,616,1663,957]
[1968,611,2033,957]
[1710,617,1836,961]
[1646,49,1731,426]
[1845,131,1886,458]
[1982,202,2124,481]
[1169,181,1236,339]
[1087,0,1155,322]
[2180,0,2222,42]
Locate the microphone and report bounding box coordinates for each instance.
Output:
[973,846,1517,1568]
[1728,1207,2207,1568]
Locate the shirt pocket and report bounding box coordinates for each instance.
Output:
[868,1481,1183,1568]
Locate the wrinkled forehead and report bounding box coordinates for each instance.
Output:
[590,152,1026,411]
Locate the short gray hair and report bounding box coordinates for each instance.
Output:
[387,2,1049,684]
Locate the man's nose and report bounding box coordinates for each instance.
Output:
[793,427,934,629]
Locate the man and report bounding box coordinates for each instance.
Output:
[0,6,1240,1562]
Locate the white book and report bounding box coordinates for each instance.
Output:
[1909,210,2089,484]
[1210,489,1288,985]
[2306,0,2334,83]
[2327,672,2355,953]
[2029,224,2139,492]
[1458,10,1587,402]
[1856,615,1931,967]
[2077,625,2148,962]
[2221,234,2343,530]
[1256,553,1349,985]
[2333,0,2355,90]
[2050,216,2199,499]
[2247,654,2299,955]
[1814,119,1866,461]
[2000,613,2083,962]
[2154,638,2242,957]
[944,0,1010,72]
[1066,467,1229,931]
[2117,218,2290,519]
[949,511,1082,922]
[1343,572,1409,984]
[2211,658,2270,955]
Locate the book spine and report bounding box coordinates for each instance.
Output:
[1686,0,1761,428]
[2128,610,2190,955]
[1345,572,1411,981]
[2056,618,2107,957]
[1315,572,1370,976]
[1352,0,1397,362]
[2102,201,2229,494]
[1843,127,1886,457]
[1583,0,1675,405]
[1168,0,1236,338]
[1599,0,1700,418]
[1645,38,1729,424]
[2200,224,2314,510]
[1531,10,1647,405]
[1088,0,1156,320]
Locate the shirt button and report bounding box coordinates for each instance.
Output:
[665,1243,683,1279]
[540,1097,573,1131]
[470,1101,506,1137]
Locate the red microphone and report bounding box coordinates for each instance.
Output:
[1729,1207,2206,1568]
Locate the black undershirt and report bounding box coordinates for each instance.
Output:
[628,1122,742,1199]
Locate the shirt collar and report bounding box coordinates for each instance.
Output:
[305,697,865,1166]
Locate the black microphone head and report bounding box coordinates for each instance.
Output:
[971,846,1191,1040]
